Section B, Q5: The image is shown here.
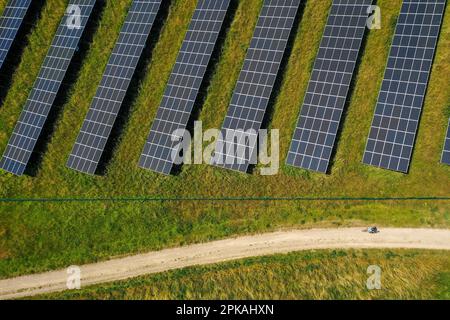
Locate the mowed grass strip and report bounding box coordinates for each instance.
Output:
[0,1,7,17]
[36,249,450,300]
[0,0,448,278]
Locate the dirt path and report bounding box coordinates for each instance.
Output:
[1,227,449,299]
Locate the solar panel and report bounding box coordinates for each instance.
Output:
[67,0,162,175]
[363,0,446,173]
[0,0,32,71]
[0,0,96,176]
[139,0,232,175]
[286,0,373,173]
[211,0,301,173]
[442,118,450,165]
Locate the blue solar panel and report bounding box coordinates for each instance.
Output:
[212,0,301,173]
[139,0,232,175]
[287,0,373,173]
[442,118,450,165]
[0,0,32,71]
[67,0,162,175]
[363,0,446,173]
[0,0,97,176]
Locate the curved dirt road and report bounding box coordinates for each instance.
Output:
[1,227,449,299]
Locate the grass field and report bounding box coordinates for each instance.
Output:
[0,0,449,279]
[37,249,450,300]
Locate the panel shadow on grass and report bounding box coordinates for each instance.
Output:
[247,0,307,175]
[326,7,374,175]
[0,0,46,108]
[95,0,173,176]
[171,0,240,176]
[25,0,106,177]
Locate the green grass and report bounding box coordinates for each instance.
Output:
[435,271,450,299]
[0,0,448,278]
[36,250,450,300]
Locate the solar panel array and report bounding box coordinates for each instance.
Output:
[363,0,446,173]
[442,118,450,165]
[139,0,231,175]
[0,0,32,71]
[67,0,162,175]
[212,0,301,173]
[286,0,372,173]
[0,0,96,176]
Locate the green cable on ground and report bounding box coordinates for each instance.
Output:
[0,196,449,203]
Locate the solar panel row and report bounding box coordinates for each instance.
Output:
[363,0,446,173]
[139,0,232,175]
[0,0,97,176]
[286,0,373,173]
[442,118,450,165]
[67,0,162,175]
[0,0,32,71]
[212,0,301,173]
